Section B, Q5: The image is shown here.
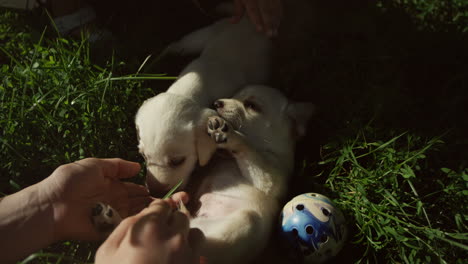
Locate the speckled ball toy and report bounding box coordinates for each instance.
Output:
[279,193,348,263]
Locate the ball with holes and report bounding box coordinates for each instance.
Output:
[280,193,347,263]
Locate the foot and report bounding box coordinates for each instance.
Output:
[207,116,230,144]
[91,203,122,237]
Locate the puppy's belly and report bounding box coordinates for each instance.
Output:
[191,157,261,219]
[196,192,249,218]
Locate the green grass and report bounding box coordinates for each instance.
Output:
[313,129,467,263]
[1,2,468,264]
[0,10,174,190]
[0,10,174,263]
[378,0,468,32]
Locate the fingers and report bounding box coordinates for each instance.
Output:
[75,158,141,179]
[107,158,141,179]
[123,182,150,197]
[165,191,189,209]
[169,211,190,235]
[231,0,245,23]
[244,0,264,32]
[231,0,283,37]
[101,215,140,250]
[130,199,192,246]
[188,228,205,253]
[258,0,282,36]
[108,182,150,218]
[131,200,173,242]
[128,196,153,215]
[126,191,189,218]
[99,198,200,264]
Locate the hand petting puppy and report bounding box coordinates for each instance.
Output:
[0,158,152,264]
[41,158,152,241]
[96,193,204,264]
[231,0,283,37]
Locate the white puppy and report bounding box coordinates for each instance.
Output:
[186,85,314,263]
[91,85,313,262]
[135,16,271,193]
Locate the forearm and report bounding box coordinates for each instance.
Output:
[0,183,56,264]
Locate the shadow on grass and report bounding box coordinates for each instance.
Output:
[1,0,467,263]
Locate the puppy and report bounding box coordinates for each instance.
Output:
[91,85,313,263]
[184,85,314,263]
[136,15,272,194]
[135,93,217,192]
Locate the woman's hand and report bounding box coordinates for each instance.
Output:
[96,192,204,264]
[39,158,152,241]
[231,0,283,37]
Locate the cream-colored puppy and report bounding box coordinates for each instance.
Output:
[135,93,216,192]
[135,16,271,194]
[186,85,314,263]
[91,85,313,263]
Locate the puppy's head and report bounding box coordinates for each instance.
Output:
[213,85,314,157]
[135,93,216,194]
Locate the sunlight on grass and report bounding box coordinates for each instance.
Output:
[317,127,467,263]
[0,10,172,187]
[1,4,467,264]
[0,10,173,263]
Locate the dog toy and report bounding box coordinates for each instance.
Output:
[279,193,347,264]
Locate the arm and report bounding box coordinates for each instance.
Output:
[0,183,55,264]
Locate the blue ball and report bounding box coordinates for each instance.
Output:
[280,193,347,263]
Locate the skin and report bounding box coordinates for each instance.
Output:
[231,0,283,37]
[96,193,204,264]
[0,158,199,264]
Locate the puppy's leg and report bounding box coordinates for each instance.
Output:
[195,108,219,166]
[207,116,289,195]
[91,203,122,238]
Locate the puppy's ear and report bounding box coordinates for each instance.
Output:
[286,102,315,138]
[195,109,218,166]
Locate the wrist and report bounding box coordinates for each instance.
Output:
[35,178,67,242]
[0,183,57,263]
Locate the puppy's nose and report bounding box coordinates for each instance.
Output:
[213,100,224,109]
[145,171,169,196]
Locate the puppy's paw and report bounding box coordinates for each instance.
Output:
[207,116,230,144]
[91,203,122,237]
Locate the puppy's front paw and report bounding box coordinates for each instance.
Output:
[91,203,122,237]
[207,116,230,144]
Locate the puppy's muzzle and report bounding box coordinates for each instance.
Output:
[145,169,170,196]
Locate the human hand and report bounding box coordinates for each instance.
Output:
[231,0,283,37]
[39,158,152,241]
[95,192,204,264]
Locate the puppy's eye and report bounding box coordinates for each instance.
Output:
[243,100,261,112]
[168,156,186,167]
